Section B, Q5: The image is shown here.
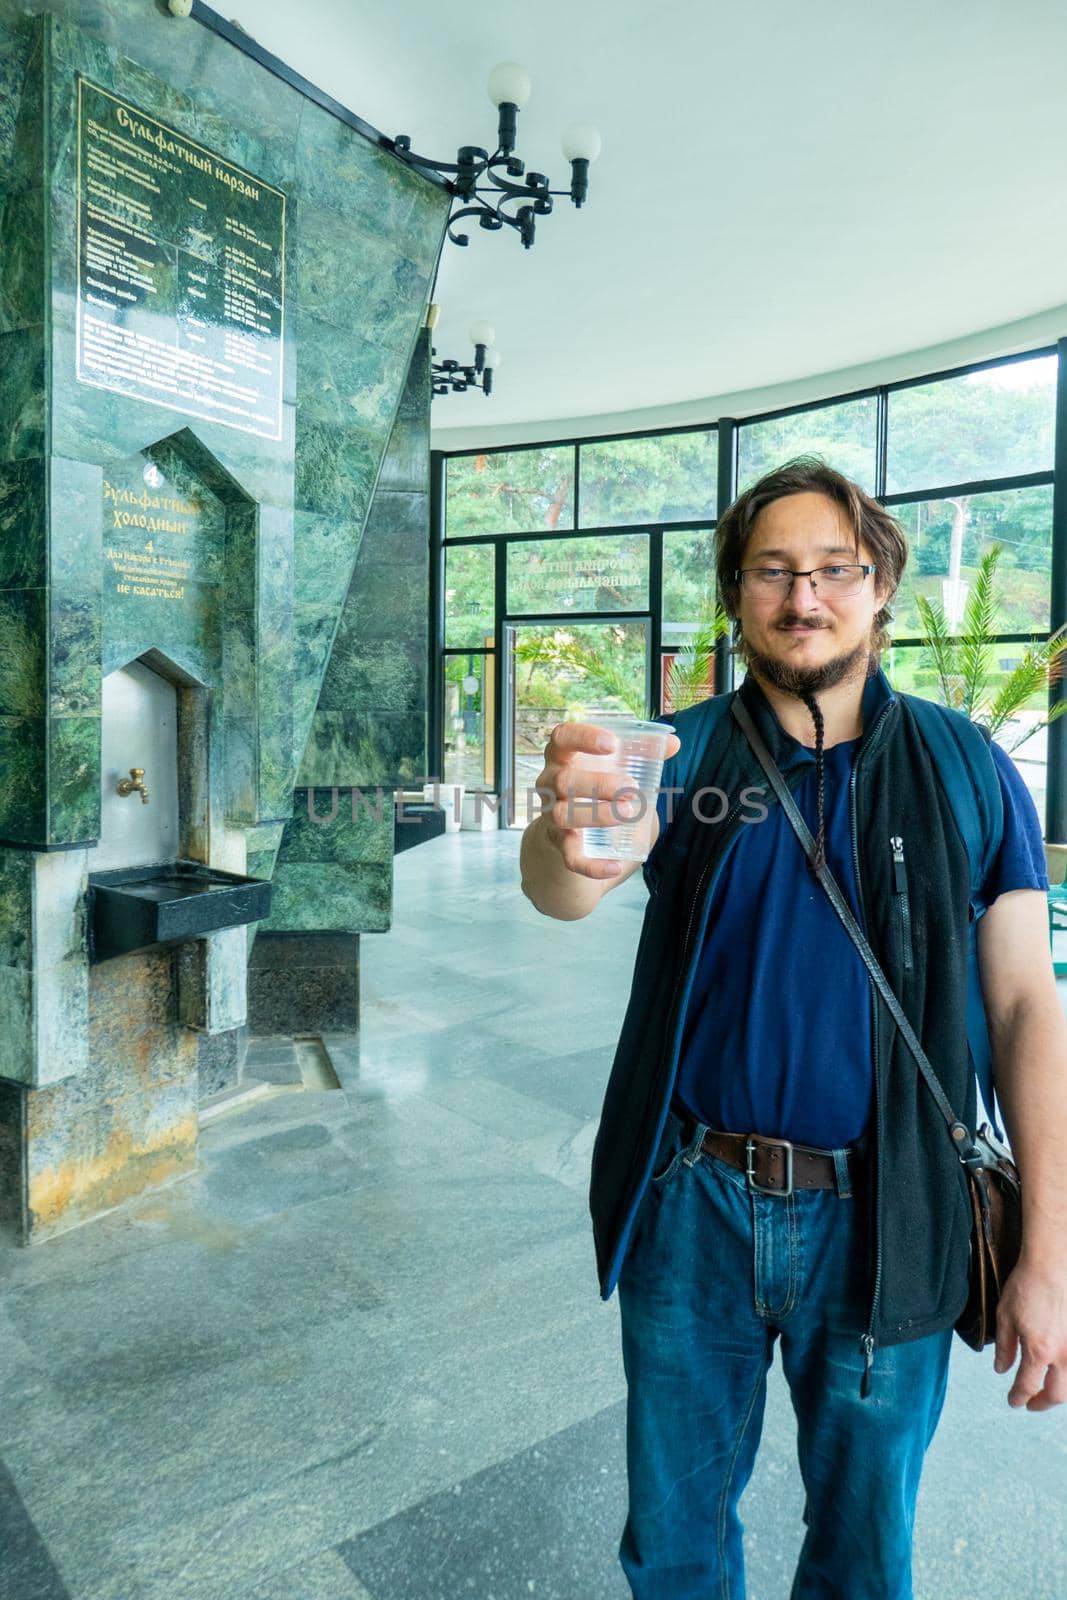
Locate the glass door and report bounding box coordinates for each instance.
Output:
[503,618,650,827]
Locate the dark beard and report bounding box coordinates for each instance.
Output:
[746,633,873,699]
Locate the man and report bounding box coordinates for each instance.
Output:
[519,458,1067,1599]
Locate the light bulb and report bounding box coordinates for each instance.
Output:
[487,62,531,109]
[484,349,502,371]
[562,122,602,163]
[468,320,496,348]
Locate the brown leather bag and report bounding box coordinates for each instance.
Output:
[954,1123,1024,1350]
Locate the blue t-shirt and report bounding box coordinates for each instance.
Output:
[656,722,1048,1149]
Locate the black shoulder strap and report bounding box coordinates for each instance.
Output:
[730,695,984,1173]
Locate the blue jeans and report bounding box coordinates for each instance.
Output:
[617,1111,953,1599]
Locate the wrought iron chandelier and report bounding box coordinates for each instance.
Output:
[391,62,601,251]
[432,321,501,398]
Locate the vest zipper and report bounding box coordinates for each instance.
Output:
[850,702,896,1399]
[890,835,914,972]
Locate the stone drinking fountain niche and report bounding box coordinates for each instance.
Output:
[0,11,445,1245]
[0,425,291,1243]
[87,653,269,964]
[82,427,285,1098]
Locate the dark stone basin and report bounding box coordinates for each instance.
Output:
[88,860,272,963]
[393,802,446,855]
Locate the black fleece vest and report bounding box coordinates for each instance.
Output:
[590,670,977,1351]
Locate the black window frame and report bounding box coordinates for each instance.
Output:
[433,340,1067,836]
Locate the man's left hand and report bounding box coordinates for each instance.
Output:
[994,1261,1067,1410]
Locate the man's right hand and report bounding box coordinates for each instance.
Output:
[533,721,681,880]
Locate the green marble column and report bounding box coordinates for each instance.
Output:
[0,0,449,1240]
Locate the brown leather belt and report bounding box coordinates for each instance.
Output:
[692,1126,865,1196]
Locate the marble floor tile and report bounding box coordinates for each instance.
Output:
[0,828,1064,1600]
[339,1402,633,1600]
[414,1070,585,1147]
[0,1458,74,1600]
[239,1547,374,1600]
[488,1044,619,1123]
[477,1002,626,1056]
[242,1045,304,1085]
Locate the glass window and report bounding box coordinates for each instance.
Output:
[885,354,1056,496]
[444,544,495,649]
[661,528,723,709]
[507,534,649,614]
[446,447,574,535]
[578,429,717,526]
[885,641,1047,822]
[888,484,1053,638]
[443,651,494,791]
[738,396,878,494]
[1000,716,1047,835]
[662,528,717,634]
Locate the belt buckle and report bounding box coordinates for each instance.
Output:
[745,1135,794,1196]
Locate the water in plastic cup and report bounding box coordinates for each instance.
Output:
[579,717,676,863]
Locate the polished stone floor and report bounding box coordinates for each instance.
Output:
[1,827,1066,1599]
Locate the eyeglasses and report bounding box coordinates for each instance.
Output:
[735,564,877,598]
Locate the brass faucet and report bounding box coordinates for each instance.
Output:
[116,767,149,804]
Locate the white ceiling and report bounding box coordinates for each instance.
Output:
[229,0,1067,444]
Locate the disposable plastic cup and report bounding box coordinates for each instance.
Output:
[577,717,675,863]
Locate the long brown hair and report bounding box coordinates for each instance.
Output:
[714,455,909,666]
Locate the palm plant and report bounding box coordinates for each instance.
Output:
[663,600,732,712]
[913,544,1067,755]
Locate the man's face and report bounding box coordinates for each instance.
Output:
[735,491,891,697]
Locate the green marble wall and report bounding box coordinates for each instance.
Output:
[0,15,49,847]
[268,329,434,934]
[301,329,432,790]
[0,847,88,1087]
[0,1,446,851]
[0,0,448,1235]
[269,787,395,935]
